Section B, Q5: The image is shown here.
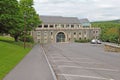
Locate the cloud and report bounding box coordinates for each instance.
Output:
[33,0,120,21]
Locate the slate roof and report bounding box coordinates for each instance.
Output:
[40,16,80,24]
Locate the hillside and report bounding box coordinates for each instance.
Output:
[0,36,32,80]
[91,19,120,43]
[92,19,120,23]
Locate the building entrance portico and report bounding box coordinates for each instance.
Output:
[56,32,66,42]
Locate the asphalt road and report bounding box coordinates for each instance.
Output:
[43,43,120,80]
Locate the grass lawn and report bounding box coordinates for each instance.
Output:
[0,36,32,80]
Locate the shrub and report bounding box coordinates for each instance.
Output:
[75,39,90,43]
[19,35,34,42]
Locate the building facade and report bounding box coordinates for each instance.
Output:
[33,16,100,43]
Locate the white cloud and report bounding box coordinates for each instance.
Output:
[33,0,120,21]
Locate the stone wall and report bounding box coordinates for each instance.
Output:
[33,28,100,43]
[104,44,120,52]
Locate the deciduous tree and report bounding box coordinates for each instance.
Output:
[0,0,20,33]
[19,0,40,33]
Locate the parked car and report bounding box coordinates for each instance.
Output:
[97,40,102,44]
[91,39,102,44]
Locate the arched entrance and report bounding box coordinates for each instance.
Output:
[56,32,65,42]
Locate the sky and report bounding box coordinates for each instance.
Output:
[33,0,120,21]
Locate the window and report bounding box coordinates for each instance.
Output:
[44,31,47,36]
[74,32,76,35]
[50,25,53,28]
[44,25,48,28]
[37,31,41,36]
[61,25,64,28]
[38,25,42,28]
[79,32,81,35]
[79,37,81,40]
[51,32,53,35]
[55,24,59,28]
[71,25,74,28]
[66,24,69,28]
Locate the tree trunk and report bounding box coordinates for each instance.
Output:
[14,35,19,42]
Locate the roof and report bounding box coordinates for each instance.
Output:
[79,18,90,24]
[40,16,80,24]
[79,18,91,26]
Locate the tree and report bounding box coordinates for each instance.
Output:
[0,0,25,42]
[0,0,40,42]
[92,21,120,43]
[9,14,24,42]
[19,0,40,34]
[10,0,41,42]
[0,0,20,33]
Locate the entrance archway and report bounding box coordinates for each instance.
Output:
[56,32,65,42]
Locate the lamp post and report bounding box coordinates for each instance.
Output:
[24,14,27,49]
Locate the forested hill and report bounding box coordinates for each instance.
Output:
[92,19,120,23]
[91,19,120,43]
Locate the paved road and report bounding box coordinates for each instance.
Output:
[4,44,55,80]
[43,43,120,80]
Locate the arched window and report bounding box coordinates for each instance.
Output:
[56,32,65,42]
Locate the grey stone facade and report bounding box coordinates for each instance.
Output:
[32,16,100,43]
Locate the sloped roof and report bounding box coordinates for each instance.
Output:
[40,16,80,24]
[79,18,90,24]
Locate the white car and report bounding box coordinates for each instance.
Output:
[97,40,102,44]
[91,39,101,44]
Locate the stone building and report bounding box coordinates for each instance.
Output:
[33,16,100,43]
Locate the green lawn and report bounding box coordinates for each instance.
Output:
[0,36,32,80]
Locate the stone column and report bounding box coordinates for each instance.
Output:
[69,24,71,29]
[48,24,50,29]
[42,24,44,28]
[53,24,55,29]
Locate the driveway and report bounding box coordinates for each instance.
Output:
[43,43,120,80]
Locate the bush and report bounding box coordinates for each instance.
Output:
[19,35,34,42]
[75,39,90,43]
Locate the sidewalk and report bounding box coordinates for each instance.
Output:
[4,44,54,80]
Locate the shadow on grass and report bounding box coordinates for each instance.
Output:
[0,39,14,43]
[0,39,34,48]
